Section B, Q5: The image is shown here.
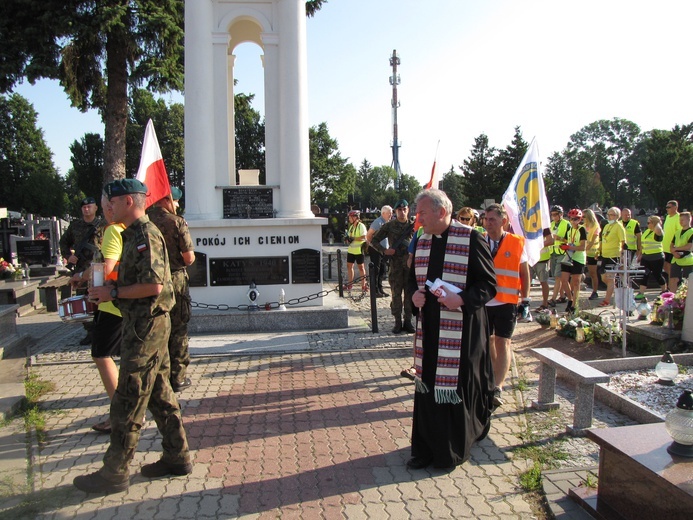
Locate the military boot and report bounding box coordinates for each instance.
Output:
[392,316,403,334]
[403,318,415,333]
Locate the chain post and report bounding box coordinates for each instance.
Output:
[368,261,379,332]
[337,249,344,297]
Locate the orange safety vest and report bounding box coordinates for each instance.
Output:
[492,232,525,304]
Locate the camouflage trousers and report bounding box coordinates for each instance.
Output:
[169,271,191,385]
[102,313,190,479]
[389,260,412,321]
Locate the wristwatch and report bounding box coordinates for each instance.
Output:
[110,286,118,299]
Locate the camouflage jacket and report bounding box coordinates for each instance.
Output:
[59,216,104,269]
[371,218,414,257]
[116,215,175,319]
[147,206,195,273]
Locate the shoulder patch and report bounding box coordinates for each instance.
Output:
[137,243,148,253]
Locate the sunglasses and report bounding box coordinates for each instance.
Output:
[458,217,471,222]
[570,217,581,221]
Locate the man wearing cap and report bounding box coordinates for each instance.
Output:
[371,199,415,333]
[73,179,191,494]
[147,187,196,391]
[60,197,104,273]
[60,196,105,345]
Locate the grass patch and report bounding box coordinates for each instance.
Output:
[515,376,530,392]
[15,373,55,444]
[519,461,543,492]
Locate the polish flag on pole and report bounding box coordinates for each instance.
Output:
[135,119,171,208]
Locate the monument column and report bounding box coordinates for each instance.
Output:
[212,32,232,189]
[261,34,280,188]
[184,0,217,220]
[277,0,312,218]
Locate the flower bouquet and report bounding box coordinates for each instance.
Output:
[0,258,16,280]
[656,281,687,330]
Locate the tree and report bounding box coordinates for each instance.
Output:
[439,166,466,210]
[564,118,641,207]
[234,93,265,184]
[492,126,528,201]
[640,125,693,210]
[355,160,397,209]
[459,133,497,208]
[383,173,421,209]
[309,123,356,210]
[68,133,105,210]
[0,93,66,216]
[0,1,185,185]
[306,0,328,17]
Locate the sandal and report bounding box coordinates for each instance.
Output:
[92,419,111,434]
[548,299,556,307]
[598,300,611,307]
[537,304,549,312]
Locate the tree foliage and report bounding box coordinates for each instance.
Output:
[0,94,66,216]
[491,126,528,200]
[67,133,105,208]
[459,133,497,208]
[354,160,397,209]
[439,166,466,210]
[309,123,356,210]
[0,0,185,183]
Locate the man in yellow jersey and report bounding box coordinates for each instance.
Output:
[620,208,642,265]
[669,211,693,290]
[548,205,570,307]
[662,200,682,290]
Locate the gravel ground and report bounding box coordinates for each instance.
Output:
[607,367,693,417]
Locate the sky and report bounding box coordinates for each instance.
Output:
[14,0,693,187]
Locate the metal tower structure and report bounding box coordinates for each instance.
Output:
[389,49,402,191]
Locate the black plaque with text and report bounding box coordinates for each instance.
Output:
[291,249,321,284]
[223,188,274,219]
[187,251,208,287]
[16,240,51,266]
[210,256,289,286]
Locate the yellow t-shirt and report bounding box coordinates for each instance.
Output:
[600,221,626,259]
[347,222,367,255]
[98,223,125,317]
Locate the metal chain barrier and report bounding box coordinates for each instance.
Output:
[190,274,372,311]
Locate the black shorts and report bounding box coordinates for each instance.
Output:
[561,260,585,275]
[346,252,364,264]
[91,310,123,358]
[486,303,517,339]
[602,257,619,268]
[664,252,674,263]
[586,256,598,266]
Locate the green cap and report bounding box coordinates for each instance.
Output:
[394,199,408,209]
[104,179,148,200]
[170,187,183,201]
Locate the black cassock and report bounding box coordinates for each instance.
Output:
[407,226,497,468]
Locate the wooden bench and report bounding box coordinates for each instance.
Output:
[38,276,72,313]
[530,347,610,435]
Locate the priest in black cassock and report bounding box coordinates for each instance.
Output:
[407,189,497,470]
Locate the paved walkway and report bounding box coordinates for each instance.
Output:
[0,281,644,519]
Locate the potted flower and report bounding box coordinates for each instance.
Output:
[0,258,15,280]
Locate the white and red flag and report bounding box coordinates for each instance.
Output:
[135,119,171,208]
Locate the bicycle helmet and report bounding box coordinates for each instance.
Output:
[472,209,480,219]
[550,205,563,214]
[348,210,360,218]
[568,208,583,219]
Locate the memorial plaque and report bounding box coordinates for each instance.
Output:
[16,240,51,266]
[223,188,274,219]
[210,256,289,286]
[187,251,208,287]
[291,248,321,284]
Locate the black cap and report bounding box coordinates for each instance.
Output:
[81,197,96,206]
[104,179,148,200]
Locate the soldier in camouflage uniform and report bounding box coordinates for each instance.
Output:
[59,196,105,345]
[147,187,195,391]
[371,199,415,334]
[74,179,191,495]
[59,196,104,272]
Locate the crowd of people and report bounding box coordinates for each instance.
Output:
[347,191,691,471]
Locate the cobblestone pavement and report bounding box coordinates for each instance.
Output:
[1,281,640,519]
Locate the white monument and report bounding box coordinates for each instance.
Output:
[184,0,326,308]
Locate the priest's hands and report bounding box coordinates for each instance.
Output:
[412,288,426,308]
[438,291,463,310]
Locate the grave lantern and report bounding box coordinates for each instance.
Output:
[655,351,678,386]
[665,389,693,458]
